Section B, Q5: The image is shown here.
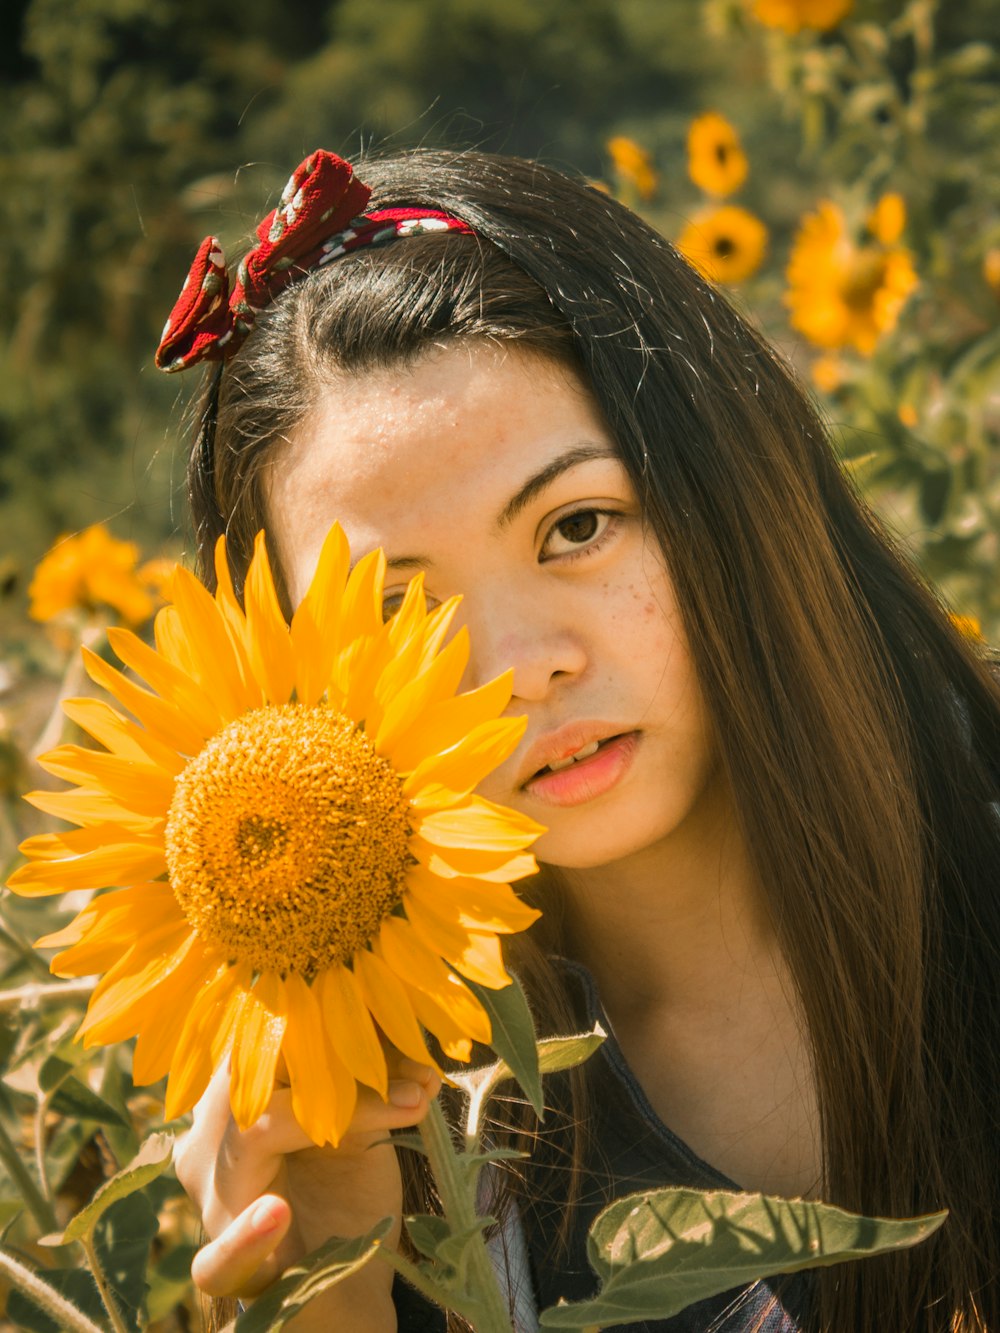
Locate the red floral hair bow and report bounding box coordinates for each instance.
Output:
[155,150,474,373]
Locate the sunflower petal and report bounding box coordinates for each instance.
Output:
[384,671,514,773]
[153,605,200,679]
[403,896,512,990]
[34,753,173,827]
[61,697,185,773]
[242,533,296,705]
[161,961,241,1119]
[409,596,462,672]
[44,884,180,976]
[132,958,215,1086]
[230,971,287,1129]
[23,786,161,833]
[282,972,357,1146]
[167,565,260,717]
[403,716,527,808]
[315,964,388,1096]
[351,949,437,1069]
[213,537,254,658]
[107,627,222,737]
[399,980,487,1061]
[80,927,200,1044]
[82,647,207,757]
[413,796,545,851]
[376,917,492,1047]
[9,835,167,896]
[404,865,541,934]
[374,630,472,760]
[340,548,386,644]
[290,523,350,706]
[408,834,539,884]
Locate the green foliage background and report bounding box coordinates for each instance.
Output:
[0,0,997,1327]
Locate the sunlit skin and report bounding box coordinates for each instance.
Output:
[179,344,819,1326]
[269,343,720,880]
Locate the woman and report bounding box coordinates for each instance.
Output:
[167,148,1000,1330]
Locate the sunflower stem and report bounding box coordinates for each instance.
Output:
[0,1111,58,1233]
[81,1233,131,1333]
[29,623,105,762]
[0,979,95,1011]
[0,1246,105,1333]
[418,1097,513,1333]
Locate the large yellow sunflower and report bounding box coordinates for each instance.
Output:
[751,0,853,34]
[8,525,543,1147]
[687,114,748,200]
[676,206,768,285]
[785,199,918,356]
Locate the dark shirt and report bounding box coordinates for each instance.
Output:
[393,960,809,1331]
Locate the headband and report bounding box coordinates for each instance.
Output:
[155,150,475,373]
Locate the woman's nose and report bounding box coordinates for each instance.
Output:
[463,597,588,703]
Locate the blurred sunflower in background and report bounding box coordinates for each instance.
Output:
[751,0,854,34]
[785,197,918,356]
[606,135,659,201]
[29,523,164,627]
[676,205,769,284]
[687,113,748,199]
[8,524,543,1148]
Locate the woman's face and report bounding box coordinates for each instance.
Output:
[266,342,721,872]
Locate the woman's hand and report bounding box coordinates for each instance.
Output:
[174,1054,441,1325]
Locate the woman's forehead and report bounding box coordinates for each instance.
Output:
[269,344,614,520]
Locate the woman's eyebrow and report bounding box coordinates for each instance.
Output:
[372,443,617,573]
[495,443,617,530]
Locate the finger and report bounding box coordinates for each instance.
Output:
[392,1057,442,1092]
[191,1194,293,1299]
[174,1062,238,1200]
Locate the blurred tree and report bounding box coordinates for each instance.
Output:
[0,0,700,590]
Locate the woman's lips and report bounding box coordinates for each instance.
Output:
[523,732,639,806]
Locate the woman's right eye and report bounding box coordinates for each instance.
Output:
[381,592,407,622]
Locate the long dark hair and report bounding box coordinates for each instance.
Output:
[189,149,1000,1331]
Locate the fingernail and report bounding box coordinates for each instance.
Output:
[250,1199,281,1234]
[389,1080,422,1109]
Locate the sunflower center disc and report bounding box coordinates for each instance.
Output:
[164,705,412,977]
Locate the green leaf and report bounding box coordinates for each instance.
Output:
[7,1196,155,1333]
[464,974,542,1115]
[49,1075,131,1127]
[435,1217,495,1271]
[404,1212,453,1262]
[535,1028,606,1077]
[538,1188,947,1328]
[6,1266,104,1333]
[92,1192,159,1332]
[232,1217,394,1332]
[44,1131,174,1246]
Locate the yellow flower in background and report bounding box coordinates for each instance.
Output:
[950,614,984,643]
[785,200,918,356]
[8,525,543,1147]
[897,403,919,429]
[752,0,853,34]
[984,249,1000,303]
[136,558,177,599]
[607,136,658,201]
[676,206,769,285]
[867,193,906,246]
[29,524,162,626]
[687,113,748,199]
[810,354,844,394]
